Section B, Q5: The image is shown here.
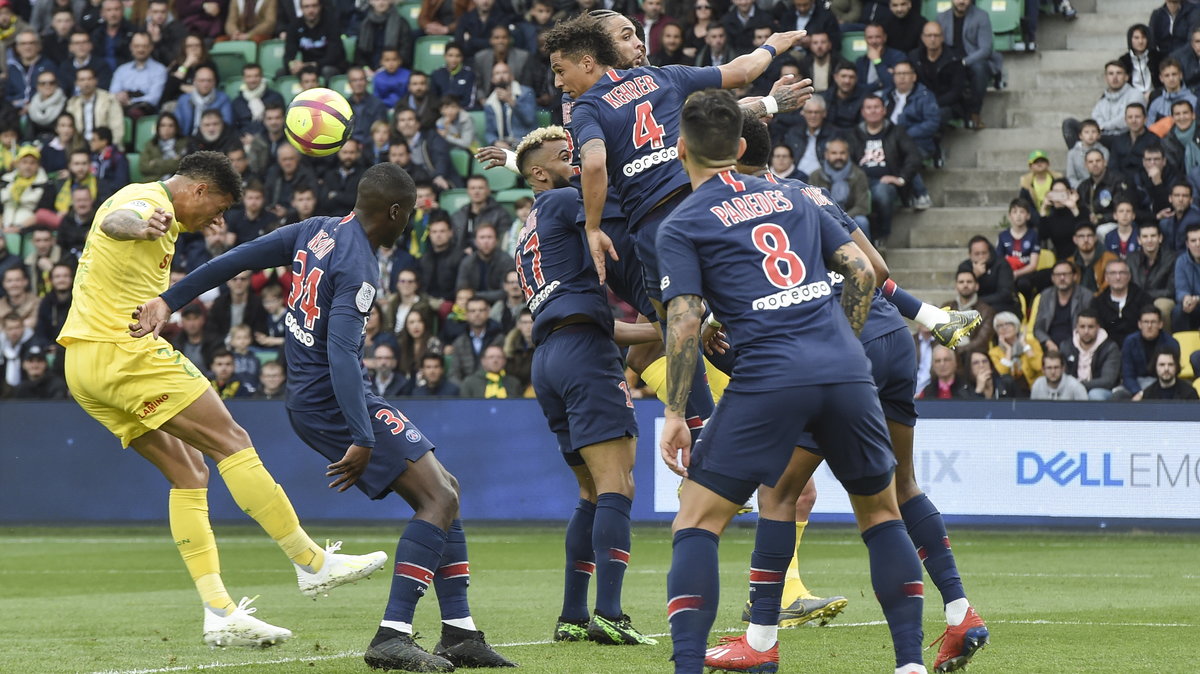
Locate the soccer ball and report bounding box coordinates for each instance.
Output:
[285,87,354,157]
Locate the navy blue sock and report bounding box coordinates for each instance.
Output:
[432,518,472,621]
[862,519,925,668]
[668,528,720,674]
[383,519,447,625]
[900,493,966,605]
[685,353,715,443]
[748,518,794,625]
[593,492,632,619]
[560,498,596,622]
[882,280,924,320]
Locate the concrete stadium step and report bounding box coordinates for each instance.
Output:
[1033,70,1105,89]
[941,186,1022,207]
[893,207,1000,234]
[1007,109,1085,130]
[886,266,960,289]
[1003,49,1116,75]
[892,221,991,249]
[885,247,971,270]
[924,168,1026,189]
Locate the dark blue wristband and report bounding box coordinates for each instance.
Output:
[759,44,777,58]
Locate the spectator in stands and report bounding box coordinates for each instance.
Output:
[1162,100,1200,175]
[41,8,76,66]
[392,143,433,193]
[65,67,122,143]
[823,62,867,131]
[344,67,387,148]
[884,59,940,158]
[1030,350,1088,401]
[224,0,276,43]
[694,23,734,67]
[1120,304,1179,398]
[0,238,22,288]
[387,267,433,334]
[1146,58,1193,124]
[0,266,36,328]
[988,310,1041,394]
[1150,0,1195,57]
[797,31,843,94]
[1136,348,1197,399]
[449,295,502,383]
[23,226,61,295]
[783,97,835,178]
[256,101,287,168]
[109,31,165,118]
[11,342,65,398]
[679,0,712,61]
[910,21,968,126]
[138,113,186,181]
[88,126,127,188]
[253,360,287,400]
[0,146,48,233]
[1032,259,1088,352]
[319,139,364,215]
[774,0,839,54]
[412,352,459,396]
[25,70,65,138]
[228,323,261,381]
[1091,258,1153,345]
[1060,305,1123,398]
[1174,222,1200,330]
[968,348,1017,399]
[474,24,529,100]
[849,94,926,244]
[961,234,1018,316]
[397,305,442,379]
[207,271,266,340]
[482,61,535,149]
[91,0,133,73]
[1065,120,1107,188]
[1069,61,1143,144]
[283,0,345,79]
[431,42,477,109]
[651,21,688,67]
[357,0,412,69]
[720,0,772,56]
[490,268,524,333]
[373,49,412,109]
[809,137,870,234]
[1128,221,1178,328]
[456,222,515,303]
[917,344,972,399]
[56,185,92,256]
[371,344,410,397]
[1110,104,1155,177]
[937,0,1000,130]
[175,65,233,138]
[436,95,475,152]
[1156,180,1198,251]
[232,63,284,136]
[460,343,520,397]
[1078,149,1131,229]
[1104,199,1140,258]
[1170,25,1200,91]
[34,261,71,345]
[503,307,534,393]
[1020,150,1061,216]
[456,0,508,59]
[856,23,905,93]
[209,349,258,399]
[1070,222,1118,293]
[225,180,271,246]
[289,184,318,222]
[421,215,463,307]
[452,175,510,251]
[945,267,996,355]
[395,107,458,190]
[6,29,55,117]
[361,305,399,372]
[263,143,317,219]
[767,144,803,181]
[997,198,1045,300]
[1133,144,1175,216]
[400,69,436,126]
[369,120,391,164]
[41,113,88,179]
[59,31,111,95]
[170,303,220,375]
[1120,25,1160,99]
[0,310,36,389]
[191,109,239,154]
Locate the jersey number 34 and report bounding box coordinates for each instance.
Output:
[288,250,325,329]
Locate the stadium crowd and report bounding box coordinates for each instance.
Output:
[0,0,1195,404]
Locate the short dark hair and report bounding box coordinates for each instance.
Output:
[1080,118,1100,131]
[2,312,21,324]
[199,109,223,121]
[358,161,417,212]
[466,296,491,310]
[445,41,465,56]
[242,62,262,74]
[1138,221,1161,234]
[1077,307,1099,322]
[1154,346,1179,368]
[1043,351,1064,367]
[1186,221,1200,235]
[422,351,445,366]
[543,14,621,69]
[835,61,857,75]
[680,88,742,165]
[1161,56,1183,73]
[245,179,265,194]
[1074,221,1097,234]
[1104,59,1124,72]
[739,108,771,169]
[1126,101,1146,114]
[4,266,29,282]
[177,151,245,202]
[211,348,233,362]
[265,101,285,114]
[180,303,206,318]
[1140,304,1162,320]
[1171,99,1194,114]
[1171,180,1193,196]
[1009,197,1034,215]
[93,126,113,143]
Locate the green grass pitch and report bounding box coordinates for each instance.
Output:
[1,524,1197,673]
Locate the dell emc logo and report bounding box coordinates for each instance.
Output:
[1017,451,1124,486]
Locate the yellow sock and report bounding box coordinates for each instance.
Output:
[703,358,729,404]
[169,488,235,615]
[217,448,324,571]
[782,521,811,604]
[642,356,730,407]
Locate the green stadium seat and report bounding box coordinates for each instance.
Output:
[275,76,302,105]
[255,349,280,367]
[128,153,143,182]
[342,35,357,63]
[18,115,29,139]
[5,233,21,256]
[481,166,517,191]
[123,117,132,149]
[439,188,469,212]
[223,78,243,98]
[211,40,257,65]
[841,32,867,60]
[468,109,486,146]
[536,109,551,127]
[210,52,247,82]
[328,74,352,96]
[992,32,1016,52]
[135,115,158,150]
[923,0,948,21]
[258,39,287,77]
[983,0,1022,34]
[449,148,471,177]
[398,2,421,29]
[495,188,533,205]
[414,36,451,75]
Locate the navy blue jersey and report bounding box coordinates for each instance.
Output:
[657,170,872,392]
[163,213,382,447]
[764,172,906,343]
[561,94,627,223]
[569,65,723,228]
[516,187,614,344]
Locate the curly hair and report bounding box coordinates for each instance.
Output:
[177,151,244,202]
[543,14,621,70]
[739,108,771,170]
[515,125,569,178]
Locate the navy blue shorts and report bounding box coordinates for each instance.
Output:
[287,394,436,500]
[632,188,689,308]
[602,218,655,319]
[531,323,639,466]
[863,327,919,428]
[689,383,896,505]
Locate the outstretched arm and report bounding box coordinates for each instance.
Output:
[826,241,875,336]
[719,30,807,89]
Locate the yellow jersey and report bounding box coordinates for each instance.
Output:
[58,182,186,345]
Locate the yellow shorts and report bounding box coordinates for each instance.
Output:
[64,339,211,447]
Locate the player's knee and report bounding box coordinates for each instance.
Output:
[795,488,817,517]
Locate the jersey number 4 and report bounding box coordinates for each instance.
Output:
[632,102,666,150]
[752,223,806,289]
[516,232,544,301]
[287,250,325,330]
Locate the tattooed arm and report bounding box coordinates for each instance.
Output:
[741,75,815,118]
[659,293,704,477]
[827,241,875,336]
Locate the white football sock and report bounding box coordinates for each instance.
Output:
[915,303,952,330]
[380,620,413,634]
[896,663,928,674]
[444,617,477,631]
[745,623,777,651]
[945,597,970,626]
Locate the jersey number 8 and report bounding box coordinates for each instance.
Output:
[752,223,806,289]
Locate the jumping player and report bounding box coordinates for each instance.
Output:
[58,151,387,648]
[513,126,663,645]
[658,90,927,674]
[130,164,515,672]
[707,108,988,673]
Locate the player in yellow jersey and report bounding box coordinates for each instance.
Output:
[57,152,388,648]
